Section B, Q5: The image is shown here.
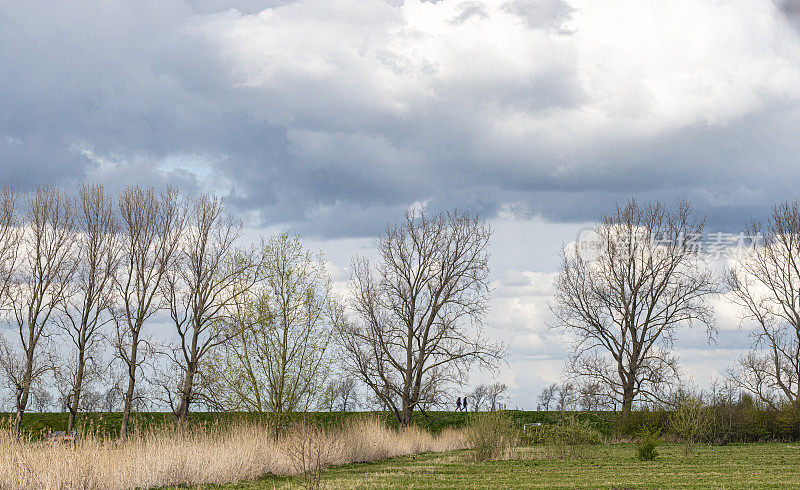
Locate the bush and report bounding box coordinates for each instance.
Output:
[527,417,604,459]
[464,411,519,461]
[669,394,709,455]
[635,428,660,461]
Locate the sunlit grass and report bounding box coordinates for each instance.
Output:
[219,443,800,488]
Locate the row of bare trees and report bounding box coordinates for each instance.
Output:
[551,199,800,416]
[0,183,504,436]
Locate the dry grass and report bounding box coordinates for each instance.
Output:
[0,417,465,489]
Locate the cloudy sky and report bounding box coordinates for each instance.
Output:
[3,0,800,408]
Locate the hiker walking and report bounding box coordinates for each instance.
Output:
[463,396,468,412]
[456,397,462,412]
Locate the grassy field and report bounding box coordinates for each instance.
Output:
[216,443,800,488]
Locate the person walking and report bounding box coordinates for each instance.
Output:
[463,396,468,412]
[456,397,462,411]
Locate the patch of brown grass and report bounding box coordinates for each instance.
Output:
[0,417,465,489]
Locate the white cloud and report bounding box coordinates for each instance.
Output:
[197,0,800,153]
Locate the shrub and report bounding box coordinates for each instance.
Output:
[528,417,604,459]
[635,427,661,461]
[284,423,335,489]
[464,411,519,461]
[669,394,709,455]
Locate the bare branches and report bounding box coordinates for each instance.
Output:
[551,200,716,414]
[5,185,78,435]
[160,193,258,423]
[726,201,800,407]
[114,185,185,440]
[339,209,503,426]
[0,184,20,308]
[56,183,120,431]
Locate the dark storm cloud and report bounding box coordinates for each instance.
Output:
[1,0,800,239]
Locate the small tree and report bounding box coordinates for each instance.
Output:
[538,383,558,411]
[339,210,503,426]
[487,382,508,411]
[321,376,359,412]
[555,382,577,412]
[209,234,338,429]
[669,391,708,455]
[469,384,489,412]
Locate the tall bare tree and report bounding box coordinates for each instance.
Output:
[161,194,258,424]
[551,200,716,416]
[209,234,337,429]
[726,201,800,408]
[339,210,503,427]
[5,185,78,435]
[0,185,21,404]
[58,184,120,432]
[114,185,184,440]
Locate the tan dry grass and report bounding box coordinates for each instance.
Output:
[0,418,464,489]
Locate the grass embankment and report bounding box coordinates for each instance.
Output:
[1,410,605,438]
[218,443,800,488]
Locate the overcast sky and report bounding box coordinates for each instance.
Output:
[3,0,800,408]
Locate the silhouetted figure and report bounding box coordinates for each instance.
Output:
[463,396,468,412]
[456,397,462,412]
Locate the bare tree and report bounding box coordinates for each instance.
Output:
[30,382,53,412]
[114,185,184,440]
[555,382,577,411]
[469,384,489,412]
[209,234,338,426]
[725,201,800,408]
[58,184,120,432]
[577,380,606,411]
[0,184,21,413]
[321,376,359,412]
[161,194,258,424]
[551,200,716,416]
[537,383,558,411]
[338,210,503,427]
[5,185,78,436]
[487,382,508,411]
[101,363,128,412]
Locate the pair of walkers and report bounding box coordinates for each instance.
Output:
[455,396,468,412]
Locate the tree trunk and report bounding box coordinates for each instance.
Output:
[620,382,635,428]
[399,398,414,427]
[67,350,86,433]
[120,339,138,441]
[176,367,195,425]
[14,352,35,437]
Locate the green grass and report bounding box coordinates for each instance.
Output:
[212,443,800,489]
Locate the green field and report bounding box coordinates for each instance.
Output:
[216,443,800,488]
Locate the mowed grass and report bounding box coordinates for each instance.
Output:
[217,443,800,489]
